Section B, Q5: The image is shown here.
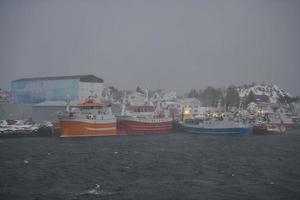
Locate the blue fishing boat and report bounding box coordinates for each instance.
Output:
[181,114,252,135]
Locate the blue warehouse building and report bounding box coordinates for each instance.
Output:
[11,75,104,104]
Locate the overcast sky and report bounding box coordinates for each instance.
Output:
[1,0,300,95]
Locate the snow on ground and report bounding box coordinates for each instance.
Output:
[0,120,53,133]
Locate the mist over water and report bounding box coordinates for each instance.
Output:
[1,131,300,200]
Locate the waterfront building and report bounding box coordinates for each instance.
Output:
[177,98,204,117]
[124,91,147,106]
[11,75,104,104]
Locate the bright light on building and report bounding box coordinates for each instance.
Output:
[183,109,190,115]
[184,109,191,115]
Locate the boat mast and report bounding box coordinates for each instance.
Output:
[145,88,149,104]
[65,94,71,112]
[238,98,243,123]
[121,91,127,116]
[153,96,161,117]
[66,99,71,112]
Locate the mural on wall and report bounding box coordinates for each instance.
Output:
[11,79,79,103]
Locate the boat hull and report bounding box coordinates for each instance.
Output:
[59,120,117,137]
[274,123,293,129]
[182,124,252,135]
[117,117,173,135]
[253,124,286,135]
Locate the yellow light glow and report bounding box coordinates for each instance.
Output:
[213,112,219,118]
[184,109,190,115]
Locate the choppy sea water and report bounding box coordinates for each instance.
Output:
[0,130,300,200]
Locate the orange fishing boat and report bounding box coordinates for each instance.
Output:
[58,97,117,137]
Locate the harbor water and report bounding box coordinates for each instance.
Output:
[0,130,300,200]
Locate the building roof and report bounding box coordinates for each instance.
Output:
[12,75,103,83]
[33,101,78,107]
[178,98,202,105]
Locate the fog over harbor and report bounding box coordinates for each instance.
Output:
[1,2,300,200]
[1,0,300,95]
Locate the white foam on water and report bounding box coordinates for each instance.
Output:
[86,184,102,195]
[79,184,116,196]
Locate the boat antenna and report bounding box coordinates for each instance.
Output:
[222,87,227,112]
[153,96,161,117]
[65,97,71,112]
[121,91,127,116]
[238,98,245,123]
[145,87,149,104]
[238,98,243,123]
[217,99,222,112]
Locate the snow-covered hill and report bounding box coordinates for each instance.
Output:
[238,84,292,103]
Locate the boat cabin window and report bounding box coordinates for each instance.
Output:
[132,107,155,113]
[80,106,103,110]
[184,118,201,125]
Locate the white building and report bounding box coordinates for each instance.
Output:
[124,92,147,105]
[162,91,177,101]
[177,98,205,116]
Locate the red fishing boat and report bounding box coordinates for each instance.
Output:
[117,96,172,135]
[117,106,172,135]
[256,110,293,129]
[253,122,286,135]
[273,112,293,129]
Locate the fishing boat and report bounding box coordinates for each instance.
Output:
[291,116,300,129]
[117,91,172,135]
[253,122,286,135]
[181,99,252,135]
[58,97,117,137]
[256,110,293,129]
[267,112,293,129]
[253,112,287,135]
[181,113,252,135]
[117,104,172,135]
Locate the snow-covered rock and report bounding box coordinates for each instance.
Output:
[238,84,292,103]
